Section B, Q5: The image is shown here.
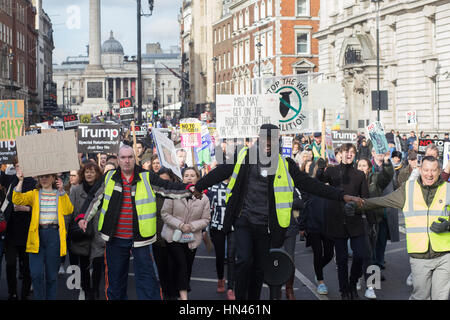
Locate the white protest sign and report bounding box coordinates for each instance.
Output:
[152,128,182,180]
[444,142,450,170]
[406,110,417,125]
[16,130,80,177]
[216,94,279,138]
[281,136,293,157]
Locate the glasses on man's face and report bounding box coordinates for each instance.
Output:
[70,174,77,177]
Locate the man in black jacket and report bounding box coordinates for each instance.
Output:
[316,143,370,300]
[193,124,361,300]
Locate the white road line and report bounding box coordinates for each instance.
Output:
[294,268,329,300]
[195,255,216,260]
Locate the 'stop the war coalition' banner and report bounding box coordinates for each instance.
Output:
[0,100,24,141]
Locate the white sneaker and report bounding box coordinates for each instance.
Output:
[58,265,65,275]
[364,287,377,299]
[78,289,85,300]
[406,273,413,287]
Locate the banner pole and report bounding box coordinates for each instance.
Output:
[321,108,326,160]
[131,121,139,163]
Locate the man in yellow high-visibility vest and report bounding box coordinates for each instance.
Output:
[193,124,361,300]
[356,156,450,300]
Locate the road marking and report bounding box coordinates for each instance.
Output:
[294,268,329,300]
[399,226,406,234]
[385,247,406,255]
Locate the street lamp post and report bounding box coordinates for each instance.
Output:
[137,0,154,124]
[212,57,218,119]
[372,0,382,121]
[8,49,14,99]
[62,85,65,111]
[162,81,165,117]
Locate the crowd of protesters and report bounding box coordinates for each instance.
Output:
[0,124,448,301]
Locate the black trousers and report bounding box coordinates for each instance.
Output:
[5,242,31,298]
[307,232,334,282]
[210,229,236,290]
[167,242,196,292]
[153,242,177,298]
[334,235,368,293]
[234,216,270,300]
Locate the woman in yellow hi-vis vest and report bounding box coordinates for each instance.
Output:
[358,156,450,300]
[192,124,361,300]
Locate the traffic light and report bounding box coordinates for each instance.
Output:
[152,100,158,118]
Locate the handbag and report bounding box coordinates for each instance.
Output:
[68,216,95,242]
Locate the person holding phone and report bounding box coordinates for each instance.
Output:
[12,169,74,300]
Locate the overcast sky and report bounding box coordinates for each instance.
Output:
[45,0,182,64]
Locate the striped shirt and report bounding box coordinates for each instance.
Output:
[39,190,58,225]
[114,172,134,239]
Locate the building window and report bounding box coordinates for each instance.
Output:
[261,1,266,19]
[267,0,272,16]
[254,3,259,22]
[296,32,309,55]
[267,31,273,56]
[245,40,250,63]
[296,0,309,16]
[239,12,243,30]
[239,42,244,65]
[233,15,237,31]
[245,8,250,26]
[227,23,231,38]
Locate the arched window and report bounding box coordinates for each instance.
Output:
[261,1,266,19]
[267,0,272,16]
[254,3,259,22]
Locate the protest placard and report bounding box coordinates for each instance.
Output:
[180,119,201,148]
[418,138,445,158]
[281,136,293,157]
[119,97,134,122]
[80,114,91,124]
[152,128,182,180]
[0,100,24,141]
[63,113,80,130]
[443,142,450,169]
[130,124,147,137]
[325,128,339,165]
[331,130,358,148]
[406,110,417,125]
[15,130,79,177]
[216,94,279,138]
[0,140,17,164]
[366,121,389,155]
[77,124,121,153]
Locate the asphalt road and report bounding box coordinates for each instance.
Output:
[0,213,412,301]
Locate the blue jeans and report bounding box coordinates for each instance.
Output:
[28,228,60,300]
[105,237,161,300]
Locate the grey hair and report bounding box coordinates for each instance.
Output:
[119,145,134,156]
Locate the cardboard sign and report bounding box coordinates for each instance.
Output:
[63,113,80,130]
[418,138,445,158]
[0,100,24,141]
[78,124,121,153]
[152,128,182,180]
[366,121,389,155]
[119,98,134,122]
[216,94,279,138]
[16,130,80,177]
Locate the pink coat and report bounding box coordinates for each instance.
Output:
[161,196,211,249]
